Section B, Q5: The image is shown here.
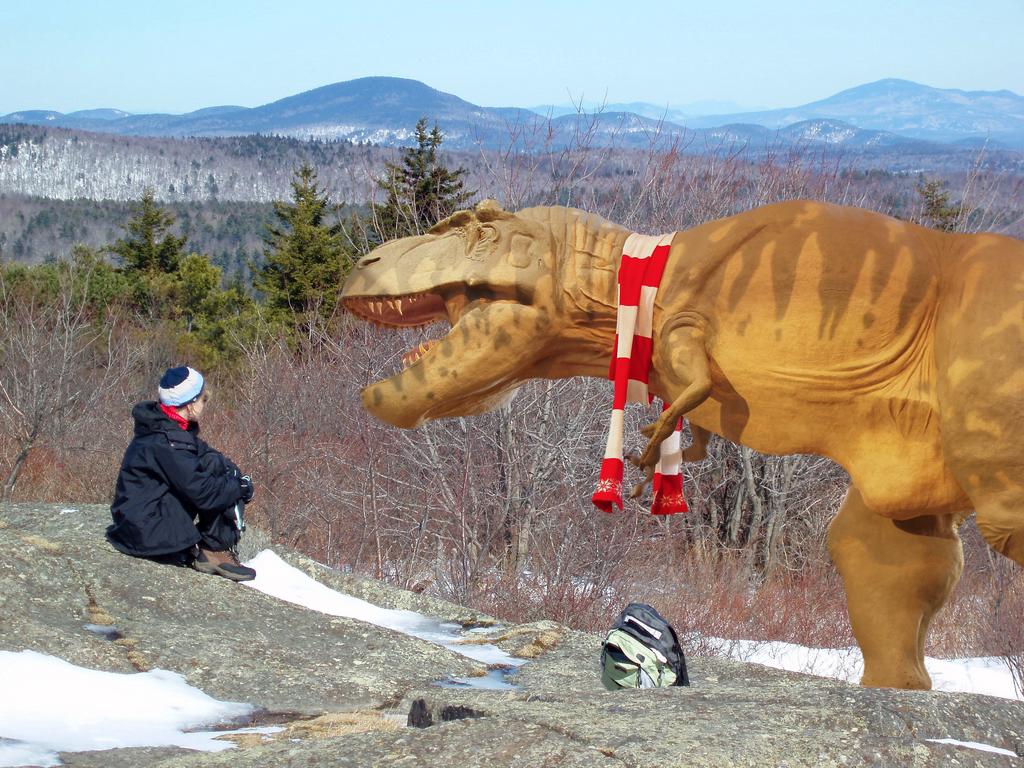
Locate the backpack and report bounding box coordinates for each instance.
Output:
[600,602,689,690]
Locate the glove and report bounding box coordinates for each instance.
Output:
[238,474,254,503]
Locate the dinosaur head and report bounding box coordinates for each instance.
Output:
[342,200,565,428]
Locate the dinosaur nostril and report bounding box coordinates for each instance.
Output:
[358,256,381,269]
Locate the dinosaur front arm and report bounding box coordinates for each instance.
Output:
[637,323,713,469]
[635,421,709,461]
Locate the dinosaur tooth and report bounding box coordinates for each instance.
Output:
[401,347,421,369]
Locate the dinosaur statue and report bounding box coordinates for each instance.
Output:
[341,199,1024,690]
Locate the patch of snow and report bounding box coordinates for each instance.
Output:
[708,637,863,683]
[0,741,57,768]
[709,637,1022,700]
[0,650,254,767]
[243,550,523,669]
[928,655,1022,701]
[437,669,517,691]
[195,725,283,740]
[792,121,857,144]
[927,738,1019,757]
[82,623,122,639]
[277,125,419,145]
[59,508,79,515]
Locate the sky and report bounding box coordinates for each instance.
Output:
[2,1,1022,115]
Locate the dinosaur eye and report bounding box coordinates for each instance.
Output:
[508,234,532,268]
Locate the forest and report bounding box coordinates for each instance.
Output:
[1,117,1023,688]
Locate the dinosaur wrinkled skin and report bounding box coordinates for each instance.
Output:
[342,199,1024,690]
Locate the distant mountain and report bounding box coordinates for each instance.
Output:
[3,110,64,124]
[677,98,758,116]
[530,99,755,122]
[0,78,702,150]
[0,78,536,147]
[188,105,248,118]
[531,102,694,123]
[68,108,132,121]
[694,118,944,153]
[3,76,1022,151]
[685,79,1024,148]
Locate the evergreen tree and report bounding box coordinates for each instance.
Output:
[174,252,260,369]
[103,190,261,366]
[916,177,961,232]
[177,253,223,332]
[109,189,187,274]
[69,245,132,310]
[372,118,474,240]
[256,163,353,325]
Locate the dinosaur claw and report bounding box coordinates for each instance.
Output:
[637,435,662,468]
[637,413,677,468]
[636,443,659,470]
[628,450,656,498]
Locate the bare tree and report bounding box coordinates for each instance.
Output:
[0,263,142,500]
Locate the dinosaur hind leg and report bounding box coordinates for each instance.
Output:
[941,414,1024,565]
[939,390,1024,565]
[827,487,963,689]
[973,485,1024,566]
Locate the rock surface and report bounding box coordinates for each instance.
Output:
[2,503,1023,767]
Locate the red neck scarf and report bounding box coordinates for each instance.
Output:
[591,232,688,516]
[160,403,190,431]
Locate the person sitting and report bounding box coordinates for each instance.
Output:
[106,365,257,582]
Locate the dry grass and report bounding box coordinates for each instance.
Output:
[218,711,401,748]
[19,534,63,555]
[514,629,564,659]
[459,622,565,659]
[282,711,403,738]
[86,599,115,627]
[112,636,150,672]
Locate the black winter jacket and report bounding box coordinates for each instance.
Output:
[107,401,243,556]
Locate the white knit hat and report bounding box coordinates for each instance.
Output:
[158,366,205,406]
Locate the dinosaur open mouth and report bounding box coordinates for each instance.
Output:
[343,291,475,372]
[344,292,449,329]
[344,283,535,428]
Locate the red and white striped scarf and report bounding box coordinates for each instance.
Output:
[591,232,689,516]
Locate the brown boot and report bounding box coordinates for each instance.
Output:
[193,547,256,582]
